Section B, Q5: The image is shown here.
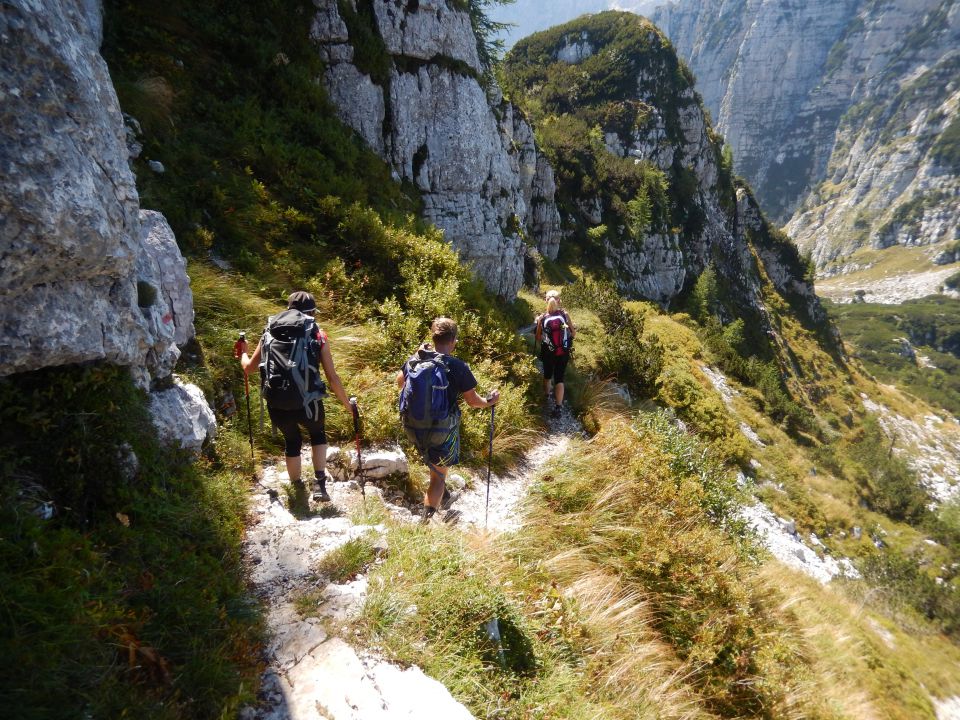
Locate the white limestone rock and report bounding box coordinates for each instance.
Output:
[311,0,560,297]
[372,0,481,72]
[149,379,216,454]
[323,63,385,155]
[556,34,594,64]
[135,211,195,381]
[739,501,859,584]
[0,0,145,376]
[653,0,960,269]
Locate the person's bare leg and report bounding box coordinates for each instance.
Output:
[424,464,448,510]
[311,443,328,476]
[555,381,564,406]
[285,454,302,482]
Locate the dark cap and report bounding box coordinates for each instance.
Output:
[287,291,317,313]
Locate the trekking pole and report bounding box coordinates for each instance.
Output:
[485,403,496,529]
[349,397,365,506]
[233,333,255,466]
[234,334,280,502]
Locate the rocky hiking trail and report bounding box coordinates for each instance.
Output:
[240,407,584,719]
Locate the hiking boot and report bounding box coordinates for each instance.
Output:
[551,404,562,419]
[440,488,460,510]
[312,471,331,502]
[420,505,437,525]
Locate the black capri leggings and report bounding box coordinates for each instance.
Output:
[540,346,569,384]
[268,405,327,457]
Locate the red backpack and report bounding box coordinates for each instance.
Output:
[541,313,572,356]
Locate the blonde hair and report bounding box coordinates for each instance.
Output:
[546,296,561,313]
[431,317,458,345]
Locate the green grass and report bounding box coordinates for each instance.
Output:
[360,413,889,719]
[0,366,260,719]
[317,536,378,584]
[826,296,960,416]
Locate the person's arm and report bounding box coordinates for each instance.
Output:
[240,339,262,375]
[318,340,352,410]
[463,388,499,408]
[534,315,542,345]
[396,370,405,389]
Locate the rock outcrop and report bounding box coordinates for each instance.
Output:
[135,210,196,385]
[311,0,561,298]
[1,0,213,446]
[1,0,145,375]
[651,0,960,271]
[149,379,217,453]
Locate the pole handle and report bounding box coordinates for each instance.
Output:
[233,332,247,359]
[349,396,360,434]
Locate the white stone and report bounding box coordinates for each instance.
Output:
[149,379,216,454]
[372,0,481,72]
[312,0,560,298]
[739,501,859,584]
[135,210,195,381]
[556,37,594,64]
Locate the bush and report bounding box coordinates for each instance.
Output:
[858,550,960,638]
[847,417,930,524]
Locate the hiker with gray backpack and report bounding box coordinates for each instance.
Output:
[535,290,575,418]
[397,317,499,524]
[238,291,356,501]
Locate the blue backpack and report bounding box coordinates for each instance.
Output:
[399,348,454,430]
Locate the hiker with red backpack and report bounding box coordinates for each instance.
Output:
[397,317,499,524]
[535,290,575,418]
[238,291,355,502]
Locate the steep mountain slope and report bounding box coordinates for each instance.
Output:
[500,12,824,330]
[5,1,960,717]
[652,0,960,283]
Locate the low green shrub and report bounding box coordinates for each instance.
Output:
[858,549,960,638]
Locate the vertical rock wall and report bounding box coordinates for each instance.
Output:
[312,0,561,298]
[1,0,146,373]
[1,0,213,450]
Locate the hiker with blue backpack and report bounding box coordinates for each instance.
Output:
[238,291,355,502]
[535,290,575,418]
[397,317,499,524]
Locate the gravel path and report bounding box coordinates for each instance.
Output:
[441,406,583,531]
[241,400,583,719]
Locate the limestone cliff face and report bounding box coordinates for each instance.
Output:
[785,2,960,268]
[1,1,212,448]
[1,0,144,375]
[651,0,960,270]
[312,0,561,298]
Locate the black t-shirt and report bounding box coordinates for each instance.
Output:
[403,346,477,410]
[441,354,478,408]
